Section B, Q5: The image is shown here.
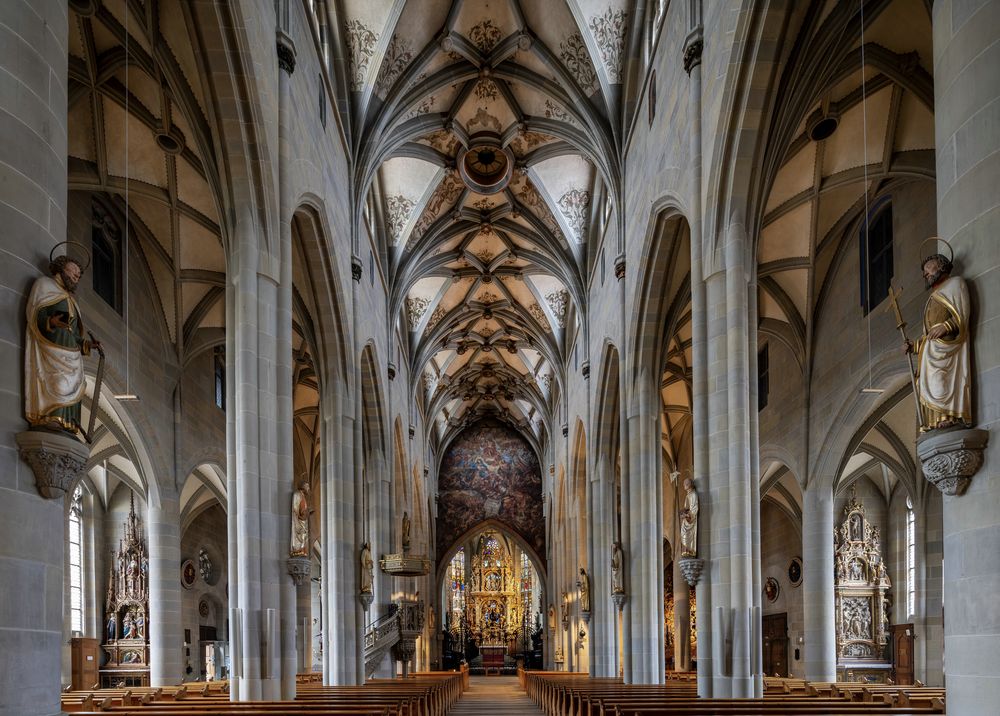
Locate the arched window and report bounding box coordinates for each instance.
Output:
[68,484,84,634]
[906,496,916,617]
[860,200,893,315]
[446,549,465,628]
[91,200,122,313]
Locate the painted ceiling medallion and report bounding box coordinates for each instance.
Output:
[459,133,514,195]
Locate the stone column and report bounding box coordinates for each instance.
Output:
[932,3,1000,712]
[296,579,312,674]
[276,28,298,699]
[590,460,617,677]
[626,370,665,684]
[148,497,184,685]
[801,482,835,681]
[0,2,68,714]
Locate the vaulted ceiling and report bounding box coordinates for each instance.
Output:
[756,0,934,363]
[347,0,640,447]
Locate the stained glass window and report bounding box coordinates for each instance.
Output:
[447,549,465,626]
[69,484,84,634]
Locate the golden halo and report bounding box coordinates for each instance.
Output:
[48,241,92,270]
[919,236,954,265]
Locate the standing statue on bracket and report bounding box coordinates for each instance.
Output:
[359,542,374,594]
[577,568,591,613]
[679,478,699,557]
[290,480,312,557]
[899,241,972,431]
[401,511,411,553]
[611,541,625,594]
[24,248,101,437]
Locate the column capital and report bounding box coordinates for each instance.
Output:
[683,28,704,75]
[277,32,297,75]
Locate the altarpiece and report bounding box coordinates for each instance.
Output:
[100,493,150,687]
[835,486,892,683]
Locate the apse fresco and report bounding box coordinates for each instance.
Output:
[436,420,545,564]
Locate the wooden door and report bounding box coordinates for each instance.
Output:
[891,624,915,685]
[762,613,788,677]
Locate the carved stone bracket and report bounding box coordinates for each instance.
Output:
[678,557,704,587]
[286,556,311,586]
[351,256,363,282]
[612,591,628,611]
[276,31,297,74]
[917,427,989,496]
[580,610,591,625]
[358,591,374,611]
[16,429,90,499]
[683,25,704,75]
[614,257,626,281]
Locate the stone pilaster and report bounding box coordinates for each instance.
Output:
[148,498,184,685]
[932,3,1000,712]
[801,483,835,681]
[0,2,69,713]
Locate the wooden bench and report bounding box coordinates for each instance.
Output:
[520,671,945,716]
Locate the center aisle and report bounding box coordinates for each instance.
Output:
[448,676,545,715]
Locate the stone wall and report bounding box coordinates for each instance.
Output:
[759,501,804,678]
[179,504,228,681]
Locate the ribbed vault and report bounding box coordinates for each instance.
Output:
[346,0,639,448]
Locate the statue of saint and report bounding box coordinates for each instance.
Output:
[122,611,135,639]
[560,592,568,622]
[290,481,311,557]
[611,541,625,594]
[577,568,591,612]
[135,611,145,640]
[547,604,555,630]
[359,542,374,594]
[904,251,972,431]
[106,612,117,642]
[24,254,100,436]
[679,478,699,558]
[401,511,411,552]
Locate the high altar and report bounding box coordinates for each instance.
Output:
[835,486,892,683]
[100,494,150,687]
[468,534,521,651]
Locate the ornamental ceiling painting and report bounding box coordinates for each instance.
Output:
[436,420,544,564]
[348,0,637,452]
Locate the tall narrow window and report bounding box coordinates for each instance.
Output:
[860,202,893,314]
[91,201,122,313]
[213,346,225,410]
[447,549,465,628]
[68,484,84,634]
[906,496,916,618]
[319,74,327,129]
[757,344,770,411]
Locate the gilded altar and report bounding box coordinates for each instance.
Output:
[466,534,521,647]
[835,486,892,683]
[100,493,150,687]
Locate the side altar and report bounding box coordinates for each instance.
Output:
[100,494,150,687]
[835,486,892,683]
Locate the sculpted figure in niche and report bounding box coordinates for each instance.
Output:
[24,253,101,436]
[290,481,311,557]
[359,542,374,594]
[577,568,591,612]
[903,250,972,431]
[679,478,699,558]
[611,541,625,594]
[401,511,411,552]
[547,604,555,630]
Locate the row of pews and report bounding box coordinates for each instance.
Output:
[61,669,467,715]
[520,670,947,716]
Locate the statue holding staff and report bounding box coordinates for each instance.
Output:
[577,568,591,612]
[359,542,374,594]
[679,478,699,558]
[611,541,625,594]
[900,240,972,431]
[24,246,102,437]
[290,480,311,557]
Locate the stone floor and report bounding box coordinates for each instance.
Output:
[448,676,544,715]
